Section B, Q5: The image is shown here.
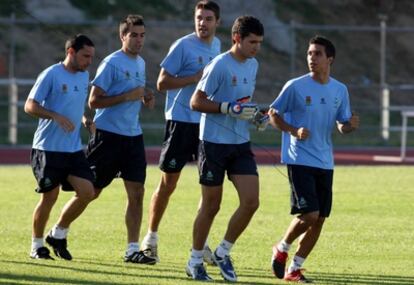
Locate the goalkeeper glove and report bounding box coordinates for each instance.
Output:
[219,102,257,120]
[252,109,270,131]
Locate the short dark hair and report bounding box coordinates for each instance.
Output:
[119,14,145,37]
[195,1,220,20]
[309,35,336,59]
[65,34,94,53]
[231,16,264,41]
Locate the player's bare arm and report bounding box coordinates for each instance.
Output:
[88,85,145,109]
[190,89,220,113]
[268,108,309,140]
[156,68,203,92]
[24,98,74,132]
[337,112,360,134]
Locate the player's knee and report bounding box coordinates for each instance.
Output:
[301,211,320,226]
[78,187,95,202]
[242,198,259,214]
[203,203,220,218]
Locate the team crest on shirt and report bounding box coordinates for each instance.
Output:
[305,96,312,106]
[73,85,79,92]
[231,75,237,86]
[198,56,203,65]
[320,97,326,104]
[243,78,248,84]
[62,84,68,93]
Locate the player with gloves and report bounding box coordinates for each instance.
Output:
[186,16,264,282]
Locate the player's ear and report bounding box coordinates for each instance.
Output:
[233,33,241,44]
[66,47,75,56]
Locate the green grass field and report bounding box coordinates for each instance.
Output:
[0,165,413,285]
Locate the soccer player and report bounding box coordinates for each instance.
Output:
[86,15,156,264]
[268,35,360,283]
[185,16,264,282]
[140,0,221,264]
[25,34,95,260]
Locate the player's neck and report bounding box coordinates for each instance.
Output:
[121,47,139,59]
[230,46,247,62]
[197,34,215,45]
[311,71,330,84]
[62,58,76,73]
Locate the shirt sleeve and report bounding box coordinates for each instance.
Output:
[28,69,53,103]
[270,80,295,114]
[91,59,115,92]
[160,40,184,76]
[196,60,224,100]
[336,86,352,123]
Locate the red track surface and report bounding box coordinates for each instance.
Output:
[1,146,414,165]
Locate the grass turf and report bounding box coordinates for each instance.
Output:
[0,165,413,285]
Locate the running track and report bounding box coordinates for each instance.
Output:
[1,146,414,165]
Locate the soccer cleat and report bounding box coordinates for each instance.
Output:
[124,251,157,265]
[212,250,237,282]
[284,269,312,283]
[186,262,213,281]
[271,245,288,279]
[202,245,216,266]
[30,246,54,260]
[45,235,72,260]
[141,243,160,263]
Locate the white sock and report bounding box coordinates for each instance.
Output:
[288,255,305,273]
[215,239,233,258]
[277,240,291,253]
[189,249,204,267]
[203,240,210,249]
[144,231,158,245]
[51,224,68,239]
[126,242,140,256]
[31,237,44,252]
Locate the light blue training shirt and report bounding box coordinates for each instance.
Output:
[270,73,352,169]
[92,49,145,136]
[197,51,258,144]
[28,63,89,152]
[161,33,220,123]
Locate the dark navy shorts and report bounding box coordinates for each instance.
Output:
[30,149,94,193]
[86,129,147,188]
[287,164,333,217]
[159,120,199,173]
[198,141,258,186]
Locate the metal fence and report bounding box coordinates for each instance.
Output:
[1,15,414,146]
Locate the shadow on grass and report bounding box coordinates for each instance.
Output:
[312,271,414,285]
[2,259,412,285]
